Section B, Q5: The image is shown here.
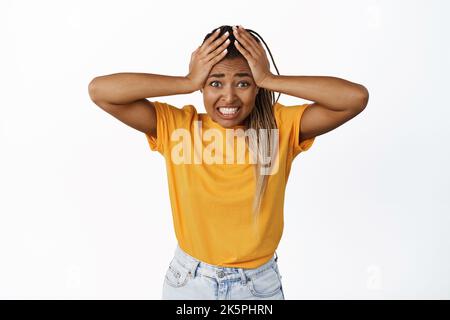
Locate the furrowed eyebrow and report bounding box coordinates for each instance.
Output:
[208,73,252,79]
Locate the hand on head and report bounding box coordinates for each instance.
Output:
[186,28,231,91]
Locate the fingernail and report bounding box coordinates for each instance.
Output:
[215,28,221,33]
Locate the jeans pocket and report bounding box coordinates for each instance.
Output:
[164,258,192,288]
[247,266,283,298]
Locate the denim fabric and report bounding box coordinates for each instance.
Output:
[162,245,285,300]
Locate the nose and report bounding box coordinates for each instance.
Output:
[221,85,238,102]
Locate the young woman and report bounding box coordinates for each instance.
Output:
[88,25,369,300]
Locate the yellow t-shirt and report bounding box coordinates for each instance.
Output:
[145,101,315,268]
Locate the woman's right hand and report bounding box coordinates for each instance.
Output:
[186,29,231,91]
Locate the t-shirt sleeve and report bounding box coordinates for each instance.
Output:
[145,100,189,155]
[275,102,316,157]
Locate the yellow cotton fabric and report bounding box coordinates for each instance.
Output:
[146,101,315,268]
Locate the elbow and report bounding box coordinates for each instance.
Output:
[354,84,369,111]
[88,77,101,102]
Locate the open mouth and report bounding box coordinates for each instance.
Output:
[216,106,241,119]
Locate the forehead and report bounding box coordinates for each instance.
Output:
[209,57,251,75]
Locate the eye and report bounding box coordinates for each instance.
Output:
[238,81,250,87]
[209,81,250,88]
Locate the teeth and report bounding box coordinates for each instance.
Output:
[219,107,239,115]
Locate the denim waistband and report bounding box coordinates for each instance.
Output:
[172,245,279,284]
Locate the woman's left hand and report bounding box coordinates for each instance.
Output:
[233,25,273,88]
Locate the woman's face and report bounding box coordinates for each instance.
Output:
[201,57,259,128]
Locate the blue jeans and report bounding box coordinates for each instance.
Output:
[162,245,285,300]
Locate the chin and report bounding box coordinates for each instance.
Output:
[220,121,241,128]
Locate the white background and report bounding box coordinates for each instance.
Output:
[1,0,449,299]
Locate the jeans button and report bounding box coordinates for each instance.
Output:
[217,271,225,278]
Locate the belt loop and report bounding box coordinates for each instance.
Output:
[238,268,247,285]
[190,260,200,278]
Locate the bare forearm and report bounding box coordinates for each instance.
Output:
[88,72,196,104]
[262,75,369,111]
